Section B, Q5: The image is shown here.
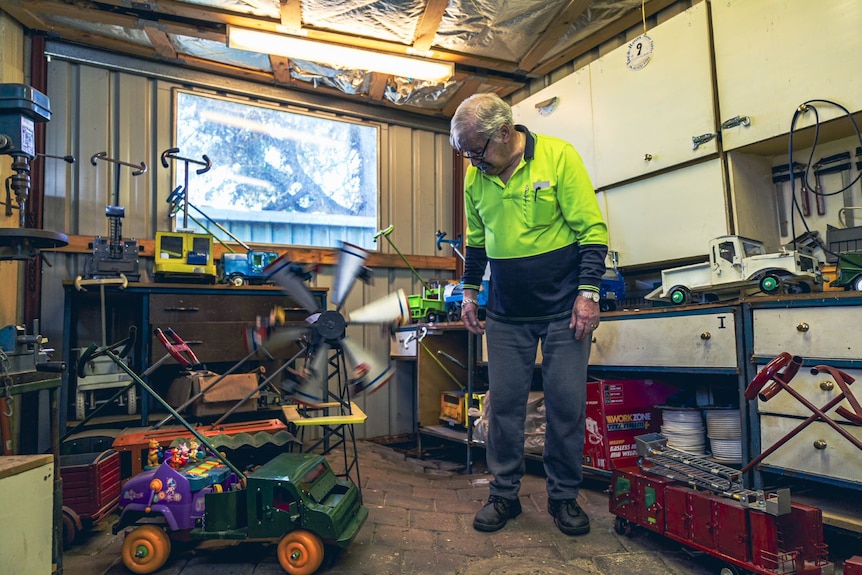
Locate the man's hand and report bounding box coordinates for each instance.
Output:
[570,296,600,341]
[460,290,485,335]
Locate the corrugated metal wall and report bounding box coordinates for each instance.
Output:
[39,51,454,439]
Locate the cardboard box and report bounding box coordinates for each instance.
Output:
[584,378,679,471]
[167,372,259,417]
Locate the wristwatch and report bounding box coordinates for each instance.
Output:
[578,289,600,303]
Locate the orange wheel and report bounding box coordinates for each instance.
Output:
[277,529,325,575]
[120,525,171,574]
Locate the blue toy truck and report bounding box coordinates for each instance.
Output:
[222,250,280,286]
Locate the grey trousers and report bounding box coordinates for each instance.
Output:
[484,316,591,501]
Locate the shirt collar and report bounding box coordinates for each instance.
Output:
[515,124,535,161]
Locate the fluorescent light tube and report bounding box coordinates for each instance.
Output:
[227,26,454,82]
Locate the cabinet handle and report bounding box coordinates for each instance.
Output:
[721,115,751,130]
[813,439,827,450]
[644,153,653,162]
[692,133,716,151]
[819,380,835,391]
[796,322,810,332]
[591,336,597,344]
[700,332,711,340]
[164,306,200,312]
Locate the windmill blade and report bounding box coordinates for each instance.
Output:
[243,323,310,358]
[265,255,319,313]
[332,242,369,309]
[348,289,410,326]
[292,341,330,406]
[341,336,395,397]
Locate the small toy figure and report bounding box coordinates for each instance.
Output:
[188,438,200,463]
[177,442,190,466]
[147,438,160,468]
[167,448,184,470]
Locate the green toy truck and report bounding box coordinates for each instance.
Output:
[831,251,862,291]
[114,449,367,574]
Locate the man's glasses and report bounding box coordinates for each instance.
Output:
[460,137,491,161]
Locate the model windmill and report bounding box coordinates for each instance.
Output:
[245,242,410,406]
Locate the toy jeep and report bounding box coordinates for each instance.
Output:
[113,449,367,574]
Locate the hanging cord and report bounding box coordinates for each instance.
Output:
[787,99,862,268]
[641,0,647,35]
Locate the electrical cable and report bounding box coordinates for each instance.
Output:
[786,99,862,271]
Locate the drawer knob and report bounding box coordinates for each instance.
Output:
[591,336,596,344]
[813,439,827,450]
[796,322,809,332]
[644,153,653,162]
[700,332,711,340]
[819,380,835,391]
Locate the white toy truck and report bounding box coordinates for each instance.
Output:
[646,235,822,305]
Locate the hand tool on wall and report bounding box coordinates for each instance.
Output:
[813,152,852,221]
[771,162,806,236]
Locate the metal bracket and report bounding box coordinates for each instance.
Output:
[720,115,751,130]
[692,133,716,150]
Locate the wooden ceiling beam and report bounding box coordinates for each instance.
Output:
[518,0,591,73]
[367,72,389,101]
[269,55,293,84]
[0,3,49,30]
[530,0,678,77]
[442,76,485,117]
[279,0,302,31]
[144,27,177,60]
[412,0,448,53]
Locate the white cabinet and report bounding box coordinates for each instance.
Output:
[590,1,716,188]
[747,295,862,491]
[511,67,595,181]
[0,455,55,574]
[604,159,727,267]
[713,0,862,151]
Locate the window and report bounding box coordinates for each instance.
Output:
[172,90,379,249]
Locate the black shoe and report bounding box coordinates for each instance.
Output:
[548,499,590,536]
[473,495,522,532]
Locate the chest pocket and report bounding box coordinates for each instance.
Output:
[524,186,558,228]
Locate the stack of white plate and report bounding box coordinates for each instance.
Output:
[660,408,707,455]
[705,408,742,463]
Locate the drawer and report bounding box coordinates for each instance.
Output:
[590,311,738,368]
[150,321,290,365]
[756,365,862,422]
[758,414,862,486]
[752,305,862,360]
[149,293,306,324]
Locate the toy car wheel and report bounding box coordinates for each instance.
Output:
[759,274,781,293]
[719,565,742,575]
[613,516,631,536]
[61,507,80,549]
[853,275,862,292]
[669,286,690,305]
[600,300,616,312]
[230,274,245,286]
[277,529,325,575]
[121,524,172,575]
[426,311,439,324]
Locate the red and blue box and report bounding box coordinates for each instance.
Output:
[584,378,679,471]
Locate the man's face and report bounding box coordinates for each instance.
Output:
[459,132,500,175]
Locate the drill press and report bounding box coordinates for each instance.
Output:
[0,83,68,257]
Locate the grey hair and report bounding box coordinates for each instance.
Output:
[449,92,513,150]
